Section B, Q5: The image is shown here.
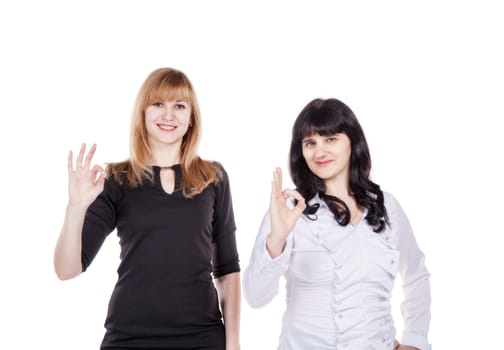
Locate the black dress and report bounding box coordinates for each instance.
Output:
[81,164,240,350]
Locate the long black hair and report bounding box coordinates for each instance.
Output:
[289,98,388,233]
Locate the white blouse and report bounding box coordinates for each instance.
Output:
[243,192,431,350]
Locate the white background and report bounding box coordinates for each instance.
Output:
[1,1,503,349]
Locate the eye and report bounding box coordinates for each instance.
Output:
[152,102,163,107]
[303,140,315,148]
[326,137,337,143]
[175,103,187,110]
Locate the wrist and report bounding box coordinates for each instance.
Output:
[266,234,287,258]
[66,203,90,213]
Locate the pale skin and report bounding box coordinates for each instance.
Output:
[266,132,418,350]
[53,142,105,280]
[54,98,240,350]
[394,340,420,350]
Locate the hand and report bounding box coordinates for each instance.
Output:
[267,167,306,254]
[394,340,419,350]
[67,143,105,209]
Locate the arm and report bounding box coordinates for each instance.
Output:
[54,143,105,280]
[390,195,431,350]
[242,168,305,308]
[266,168,305,258]
[54,205,88,280]
[215,272,241,350]
[242,210,292,308]
[211,166,242,349]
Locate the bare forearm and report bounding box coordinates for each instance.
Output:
[266,233,286,259]
[215,272,241,350]
[54,205,87,280]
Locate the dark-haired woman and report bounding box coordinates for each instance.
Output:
[243,98,431,350]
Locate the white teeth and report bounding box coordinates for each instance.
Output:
[158,124,175,130]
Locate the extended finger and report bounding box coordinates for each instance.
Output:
[67,150,74,173]
[270,167,283,199]
[76,143,86,168]
[84,143,97,169]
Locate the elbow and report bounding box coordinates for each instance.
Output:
[54,261,82,281]
[53,250,83,280]
[54,267,80,281]
[403,270,431,291]
[242,274,271,309]
[244,295,266,309]
[243,288,271,309]
[55,271,73,281]
[215,271,240,298]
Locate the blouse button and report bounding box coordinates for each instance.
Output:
[390,259,395,265]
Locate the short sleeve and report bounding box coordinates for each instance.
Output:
[81,177,119,272]
[211,167,240,278]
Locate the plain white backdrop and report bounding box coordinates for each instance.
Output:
[1,1,503,348]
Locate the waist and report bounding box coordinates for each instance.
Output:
[285,283,394,334]
[105,280,222,333]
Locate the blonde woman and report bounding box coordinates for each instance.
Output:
[54,68,241,350]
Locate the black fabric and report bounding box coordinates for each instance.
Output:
[81,164,240,349]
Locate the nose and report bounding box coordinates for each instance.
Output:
[313,143,326,158]
[160,105,176,120]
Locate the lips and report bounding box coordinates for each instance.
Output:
[315,160,333,166]
[157,124,176,131]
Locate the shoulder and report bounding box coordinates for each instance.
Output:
[102,161,130,197]
[382,191,410,230]
[204,160,228,183]
[204,161,232,196]
[382,190,400,210]
[211,160,225,174]
[106,160,130,181]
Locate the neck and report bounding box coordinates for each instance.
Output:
[324,176,351,200]
[149,142,181,167]
[324,178,361,214]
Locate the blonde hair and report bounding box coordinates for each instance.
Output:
[108,67,221,197]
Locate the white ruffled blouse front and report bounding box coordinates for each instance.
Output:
[243,192,431,350]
